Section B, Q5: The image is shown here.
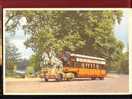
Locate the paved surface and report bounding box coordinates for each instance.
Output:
[4,74,129,94]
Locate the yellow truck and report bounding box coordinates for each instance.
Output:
[39,66,75,82]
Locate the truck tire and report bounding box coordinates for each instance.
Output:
[44,78,48,82]
[44,76,48,82]
[99,77,104,80]
[56,74,63,81]
[91,77,96,80]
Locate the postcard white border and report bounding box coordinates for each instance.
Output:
[3,8,132,95]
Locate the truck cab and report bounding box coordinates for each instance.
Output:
[39,66,64,81]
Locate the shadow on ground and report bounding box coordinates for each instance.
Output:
[39,78,105,83]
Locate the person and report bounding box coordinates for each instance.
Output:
[60,50,71,66]
[41,47,64,69]
[49,48,55,58]
[41,49,49,67]
[47,47,56,66]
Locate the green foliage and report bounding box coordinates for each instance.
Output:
[5,10,129,74]
[26,66,34,76]
[28,54,40,72]
[111,52,129,74]
[5,39,21,76]
[119,52,129,74]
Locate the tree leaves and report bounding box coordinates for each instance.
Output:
[6,10,129,73]
[5,39,21,76]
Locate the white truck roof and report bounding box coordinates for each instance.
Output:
[70,53,106,64]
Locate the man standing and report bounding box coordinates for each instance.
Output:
[41,49,49,67]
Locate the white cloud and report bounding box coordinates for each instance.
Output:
[8,28,33,59]
[11,39,33,59]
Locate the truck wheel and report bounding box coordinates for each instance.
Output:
[44,78,48,82]
[44,76,48,82]
[91,77,96,80]
[99,77,104,80]
[56,74,63,81]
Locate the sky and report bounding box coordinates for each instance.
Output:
[114,11,128,52]
[6,11,129,59]
[10,29,33,59]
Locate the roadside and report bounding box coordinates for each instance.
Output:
[5,73,125,81]
[4,74,129,94]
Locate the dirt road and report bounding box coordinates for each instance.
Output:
[4,74,129,94]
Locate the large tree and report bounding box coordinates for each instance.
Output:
[5,10,128,73]
[5,38,21,76]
